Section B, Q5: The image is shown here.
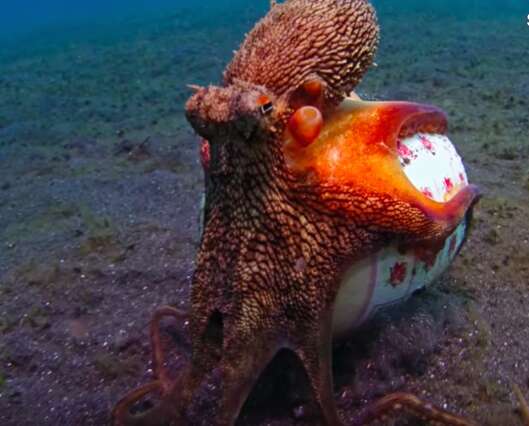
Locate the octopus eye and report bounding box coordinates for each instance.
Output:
[260,101,274,115]
[257,94,274,115]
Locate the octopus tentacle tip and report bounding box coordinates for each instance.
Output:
[514,384,529,426]
[187,84,204,92]
[349,90,361,100]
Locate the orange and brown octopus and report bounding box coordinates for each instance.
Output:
[112,0,484,425]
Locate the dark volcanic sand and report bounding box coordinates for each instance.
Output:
[1,6,528,426]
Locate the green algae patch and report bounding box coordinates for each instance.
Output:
[13,260,63,289]
[93,353,139,381]
[77,205,126,262]
[19,306,51,331]
[523,170,529,191]
[4,202,79,244]
[483,228,500,246]
[478,196,518,220]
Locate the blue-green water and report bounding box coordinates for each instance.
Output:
[0,0,526,44]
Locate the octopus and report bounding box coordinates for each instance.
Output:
[113,0,483,425]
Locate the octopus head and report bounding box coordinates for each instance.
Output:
[186,0,381,170]
[185,81,287,148]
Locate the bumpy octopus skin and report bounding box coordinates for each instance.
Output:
[224,0,379,112]
[113,1,480,425]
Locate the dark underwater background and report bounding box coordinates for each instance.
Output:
[0,1,528,425]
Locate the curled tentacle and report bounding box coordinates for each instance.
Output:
[113,306,188,426]
[149,306,188,392]
[514,384,529,426]
[353,392,477,426]
[112,381,167,426]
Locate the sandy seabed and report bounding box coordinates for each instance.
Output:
[0,6,528,426]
